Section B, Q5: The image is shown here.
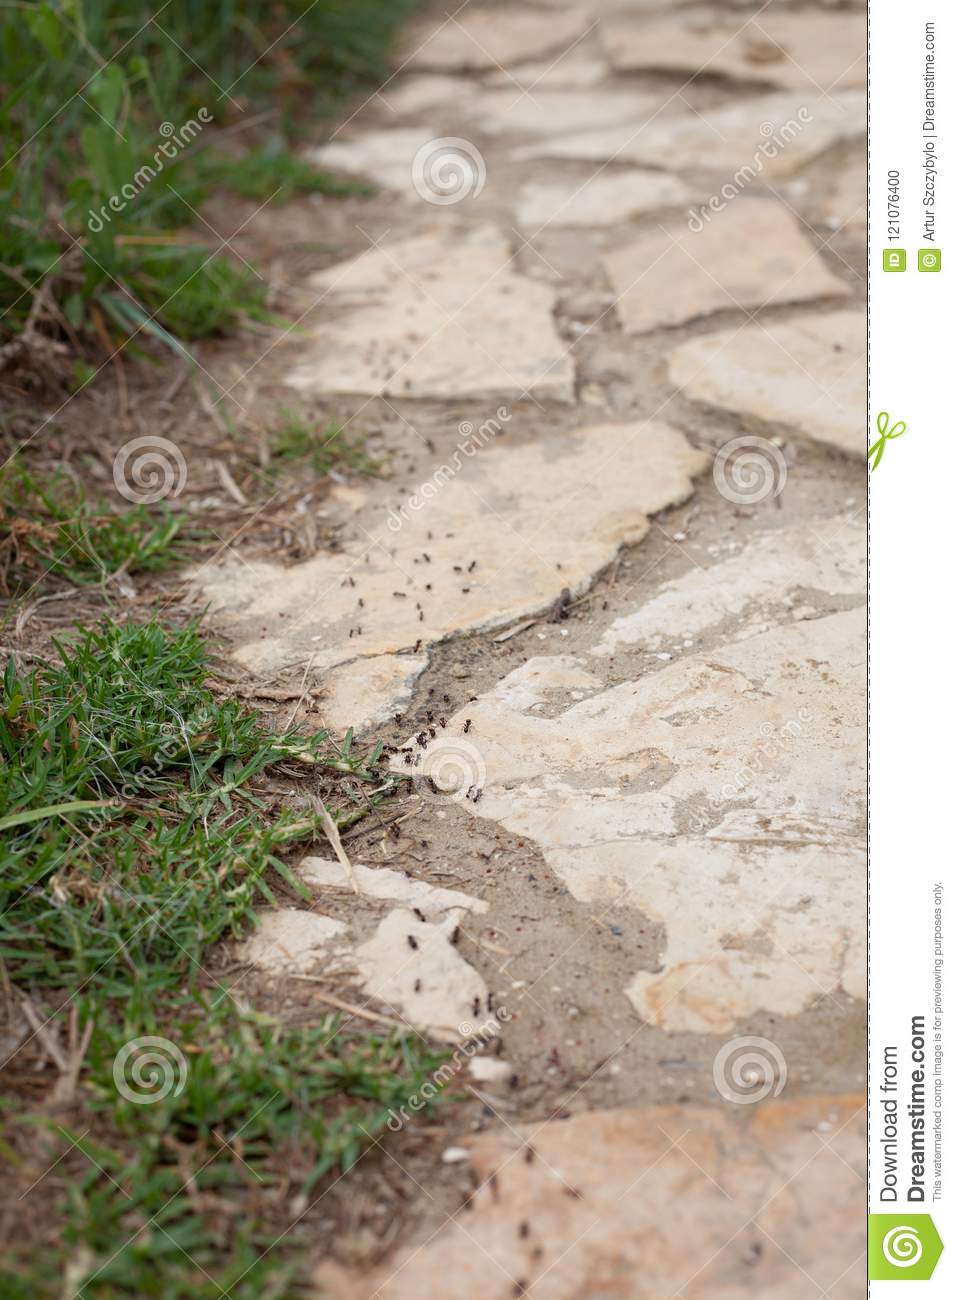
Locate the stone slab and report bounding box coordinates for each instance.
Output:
[285,224,575,402]
[604,200,849,335]
[406,8,591,71]
[316,1096,865,1299]
[668,311,865,456]
[514,90,865,177]
[193,419,706,677]
[395,524,865,1033]
[602,11,866,91]
[516,168,693,227]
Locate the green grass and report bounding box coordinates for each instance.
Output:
[1,0,420,358]
[204,148,374,203]
[0,460,189,593]
[269,408,380,479]
[0,617,443,1296]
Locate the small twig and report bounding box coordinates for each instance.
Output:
[286,982,405,1029]
[215,460,248,506]
[19,997,68,1072]
[309,792,360,895]
[283,650,318,732]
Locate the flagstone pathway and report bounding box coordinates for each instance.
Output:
[195,0,867,1293]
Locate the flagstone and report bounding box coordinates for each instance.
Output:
[284,224,575,402]
[514,90,865,176]
[604,200,849,335]
[354,909,492,1041]
[298,857,487,921]
[192,418,706,677]
[309,127,435,192]
[471,87,652,137]
[315,1096,865,1299]
[236,910,348,974]
[668,311,865,455]
[405,7,591,71]
[601,10,866,91]
[318,653,428,734]
[395,524,865,1034]
[516,169,693,227]
[482,53,608,89]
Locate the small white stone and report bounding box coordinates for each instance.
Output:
[441,1147,470,1164]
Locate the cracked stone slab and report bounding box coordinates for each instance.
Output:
[318,654,428,734]
[667,311,865,456]
[514,90,864,176]
[604,200,849,335]
[601,10,866,91]
[298,857,487,923]
[285,224,575,403]
[595,520,865,658]
[516,169,693,227]
[316,1096,865,1299]
[194,419,706,677]
[405,7,591,71]
[396,523,864,1033]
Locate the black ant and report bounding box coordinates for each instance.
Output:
[463,719,472,733]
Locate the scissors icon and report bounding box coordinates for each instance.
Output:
[868,412,906,470]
